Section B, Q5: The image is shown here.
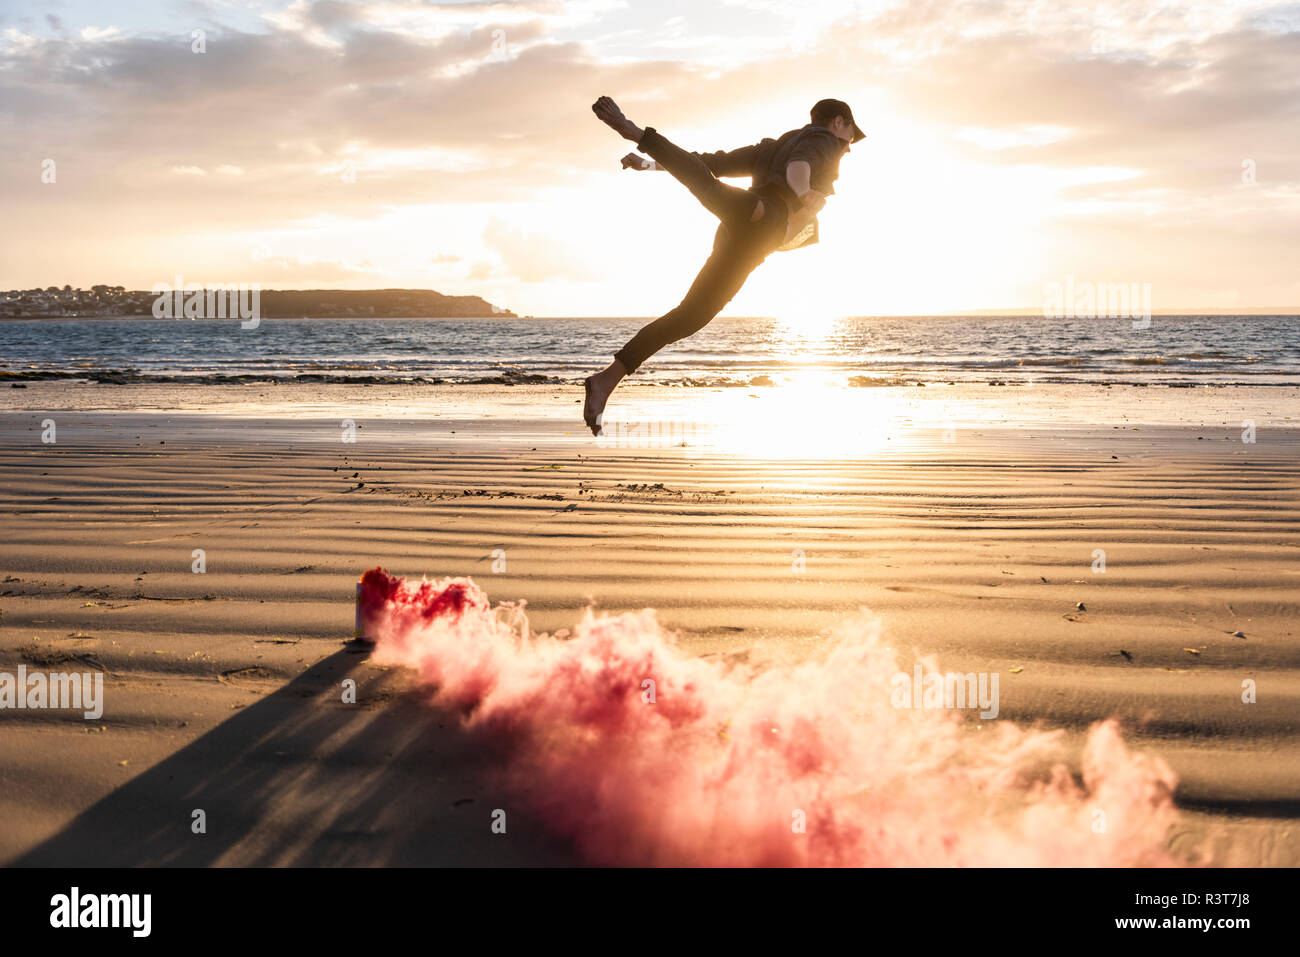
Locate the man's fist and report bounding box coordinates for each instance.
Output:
[621,152,655,171]
[798,189,827,213]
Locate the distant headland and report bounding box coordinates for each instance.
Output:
[0,285,515,319]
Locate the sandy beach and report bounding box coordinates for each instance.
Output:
[0,380,1296,865]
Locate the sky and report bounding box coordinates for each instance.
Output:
[1,0,1297,318]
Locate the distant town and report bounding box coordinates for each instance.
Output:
[0,286,515,319]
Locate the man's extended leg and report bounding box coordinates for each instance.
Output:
[635,127,761,229]
[614,225,763,375]
[592,96,762,229]
[583,223,770,433]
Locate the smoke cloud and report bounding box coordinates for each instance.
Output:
[359,567,1190,866]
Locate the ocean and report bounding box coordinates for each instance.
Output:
[1,315,1296,387]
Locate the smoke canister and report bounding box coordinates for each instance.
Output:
[354,579,365,642]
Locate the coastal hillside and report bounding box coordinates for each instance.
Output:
[0,285,514,319]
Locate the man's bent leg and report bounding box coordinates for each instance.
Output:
[637,127,760,229]
[615,225,763,375]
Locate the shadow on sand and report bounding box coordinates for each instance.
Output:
[15,649,578,866]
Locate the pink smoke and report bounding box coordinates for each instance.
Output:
[359,567,1188,866]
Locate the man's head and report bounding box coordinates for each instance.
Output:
[810,98,865,150]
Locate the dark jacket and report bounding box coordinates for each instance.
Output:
[693,124,846,250]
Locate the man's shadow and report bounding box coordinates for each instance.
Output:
[15,650,578,866]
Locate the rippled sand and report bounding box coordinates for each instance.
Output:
[1,382,1297,865]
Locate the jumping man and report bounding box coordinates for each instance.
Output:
[583,95,864,434]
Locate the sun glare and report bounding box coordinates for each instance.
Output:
[771,307,841,342]
[683,370,908,461]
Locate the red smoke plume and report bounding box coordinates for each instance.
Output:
[359,567,1185,866]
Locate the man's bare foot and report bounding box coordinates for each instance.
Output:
[583,360,626,436]
[592,96,644,143]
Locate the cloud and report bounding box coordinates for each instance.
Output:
[481,217,600,282]
[0,0,1295,308]
[249,256,375,281]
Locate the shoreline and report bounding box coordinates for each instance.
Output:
[4,371,1300,389]
[3,380,1298,448]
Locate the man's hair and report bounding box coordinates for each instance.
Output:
[810,101,849,127]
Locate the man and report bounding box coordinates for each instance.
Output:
[583,95,864,435]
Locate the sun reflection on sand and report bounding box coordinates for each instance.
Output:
[681,369,905,459]
[680,314,896,458]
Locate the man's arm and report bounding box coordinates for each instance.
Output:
[787,128,842,203]
[785,160,826,212]
[695,143,758,177]
[780,159,827,243]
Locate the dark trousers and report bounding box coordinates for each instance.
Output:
[614,127,787,375]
